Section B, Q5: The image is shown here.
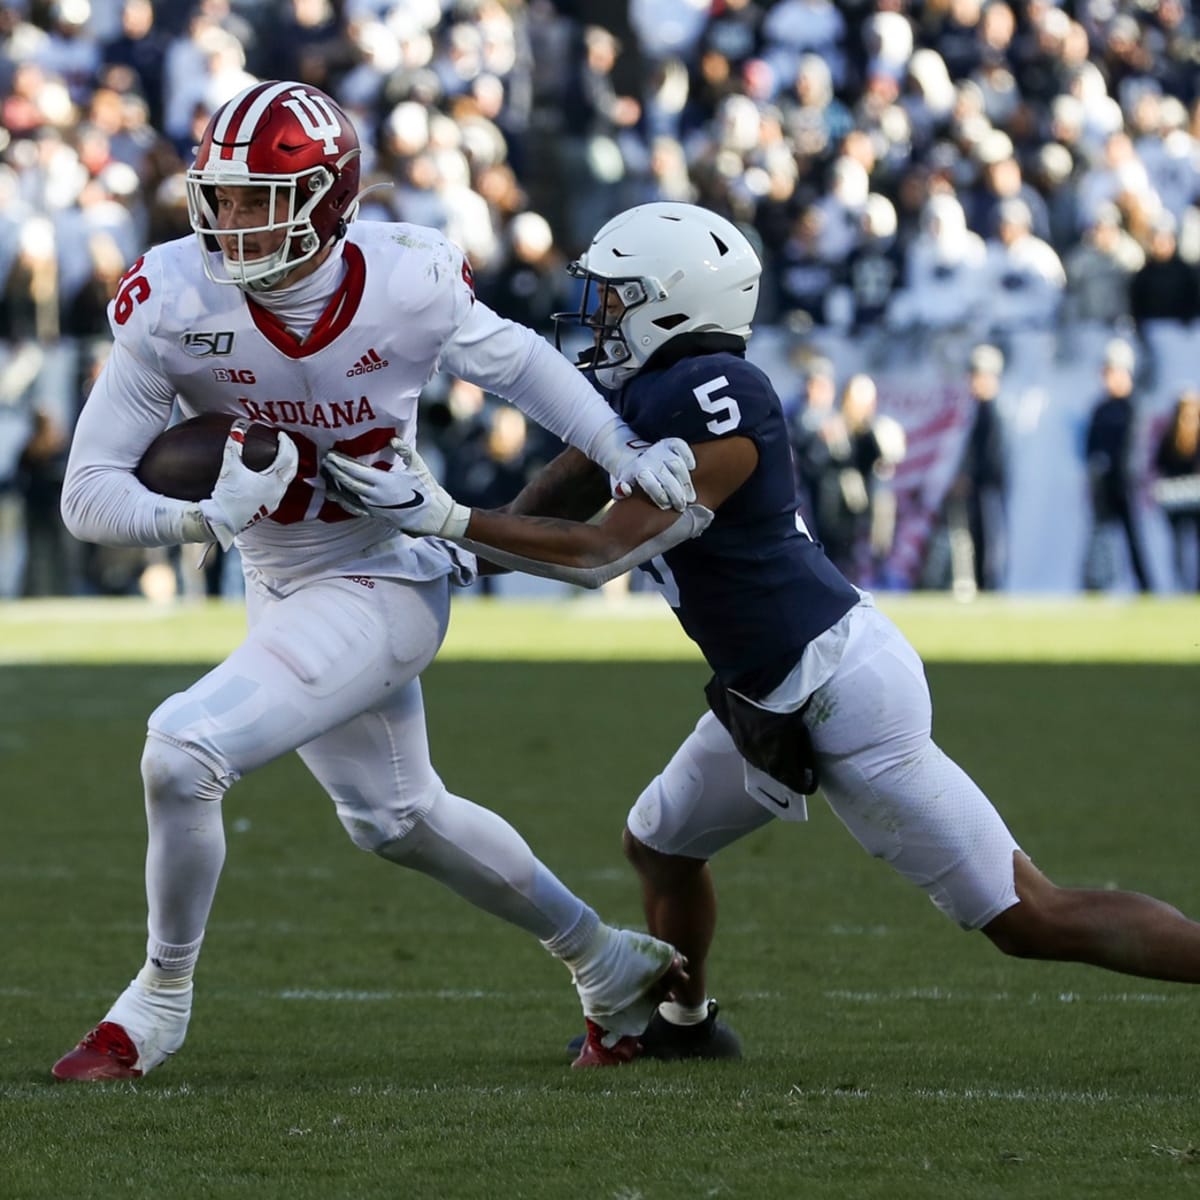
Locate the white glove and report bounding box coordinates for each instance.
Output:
[199,422,299,550]
[324,438,471,538]
[612,437,696,510]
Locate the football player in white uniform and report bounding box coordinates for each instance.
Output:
[52,81,695,1080]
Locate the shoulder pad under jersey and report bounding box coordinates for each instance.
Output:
[357,221,475,335]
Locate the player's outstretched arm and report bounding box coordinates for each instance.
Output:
[501,447,614,522]
[326,436,757,588]
[440,303,695,510]
[461,437,756,586]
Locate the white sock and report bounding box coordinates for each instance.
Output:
[542,907,601,964]
[658,998,709,1026]
[139,935,203,989]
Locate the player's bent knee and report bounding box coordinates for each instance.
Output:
[355,781,446,855]
[141,731,231,805]
[983,903,1079,960]
[982,907,1047,958]
[982,868,1071,960]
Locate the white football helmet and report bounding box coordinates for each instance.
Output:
[557,202,762,388]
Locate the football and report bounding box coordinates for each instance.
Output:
[135,413,282,501]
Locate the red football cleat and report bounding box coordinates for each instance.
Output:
[570,1019,643,1068]
[52,1021,142,1081]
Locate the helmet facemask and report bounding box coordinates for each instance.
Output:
[558,264,667,383]
[186,157,358,292]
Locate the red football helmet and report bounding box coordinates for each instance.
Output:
[186,80,362,291]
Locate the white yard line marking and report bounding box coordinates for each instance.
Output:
[823,988,1176,1004]
[276,988,536,1001]
[787,1083,1187,1105]
[5,1080,1179,1105]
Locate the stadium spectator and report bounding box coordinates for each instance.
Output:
[0,4,49,97]
[1028,140,1082,251]
[981,197,1065,337]
[1153,388,1200,591]
[787,353,844,548]
[35,0,100,107]
[774,203,836,329]
[697,0,763,74]
[443,403,561,594]
[100,0,171,129]
[927,0,985,83]
[778,51,853,164]
[1075,129,1159,234]
[892,192,988,332]
[476,209,564,335]
[759,0,846,93]
[813,154,869,264]
[827,192,904,334]
[0,341,47,597]
[628,0,709,68]
[965,129,1051,240]
[1062,202,1144,327]
[268,0,350,94]
[945,343,1008,593]
[836,372,907,587]
[559,25,643,253]
[1128,211,1200,329]
[1083,338,1152,593]
[902,48,956,155]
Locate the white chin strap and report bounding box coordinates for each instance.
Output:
[224,254,290,292]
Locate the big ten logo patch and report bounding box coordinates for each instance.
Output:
[212,368,257,384]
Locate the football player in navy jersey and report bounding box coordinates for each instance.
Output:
[329,202,1200,1067]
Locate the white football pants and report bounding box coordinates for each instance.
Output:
[140,572,588,956]
[150,574,448,841]
[627,603,1021,930]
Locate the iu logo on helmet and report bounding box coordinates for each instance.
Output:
[281,88,343,156]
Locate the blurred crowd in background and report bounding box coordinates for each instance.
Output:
[2,0,1199,602]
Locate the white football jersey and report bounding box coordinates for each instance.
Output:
[63,221,622,583]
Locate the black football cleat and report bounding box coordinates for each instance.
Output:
[640,1001,742,1061]
[565,1001,742,1062]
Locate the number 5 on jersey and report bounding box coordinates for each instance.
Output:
[694,376,741,435]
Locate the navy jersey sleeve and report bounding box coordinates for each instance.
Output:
[619,353,779,451]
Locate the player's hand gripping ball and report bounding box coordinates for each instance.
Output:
[136,413,283,501]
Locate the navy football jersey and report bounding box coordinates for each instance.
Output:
[608,340,860,698]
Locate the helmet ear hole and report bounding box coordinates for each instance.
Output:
[652,313,688,331]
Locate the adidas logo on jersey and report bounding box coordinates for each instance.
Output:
[346,348,389,376]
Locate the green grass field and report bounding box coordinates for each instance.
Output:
[2,596,1199,1199]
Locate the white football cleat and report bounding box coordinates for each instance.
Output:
[52,978,191,1081]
